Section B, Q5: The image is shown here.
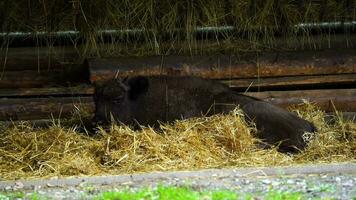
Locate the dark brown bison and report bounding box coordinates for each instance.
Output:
[93,76,316,153]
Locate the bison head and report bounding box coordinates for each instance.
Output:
[93,76,149,126]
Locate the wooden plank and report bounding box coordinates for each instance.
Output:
[0,71,56,88]
[0,69,89,88]
[246,89,356,99]
[0,46,80,71]
[222,74,356,90]
[0,97,94,121]
[0,94,353,120]
[0,85,94,97]
[264,96,356,112]
[0,88,354,121]
[246,89,356,112]
[87,49,356,82]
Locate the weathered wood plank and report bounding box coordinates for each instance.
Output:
[0,85,94,97]
[0,94,354,120]
[0,69,89,88]
[0,76,354,99]
[246,89,356,99]
[222,74,356,90]
[0,46,80,71]
[88,49,356,82]
[0,97,94,121]
[0,88,354,121]
[264,96,356,112]
[246,89,356,112]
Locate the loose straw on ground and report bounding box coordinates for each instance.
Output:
[0,103,355,181]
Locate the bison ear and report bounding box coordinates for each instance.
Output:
[127,76,149,100]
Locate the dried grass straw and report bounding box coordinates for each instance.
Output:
[0,103,355,181]
[1,1,354,57]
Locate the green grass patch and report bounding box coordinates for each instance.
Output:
[93,185,306,200]
[263,191,304,200]
[0,185,341,200]
[0,191,48,200]
[0,192,25,200]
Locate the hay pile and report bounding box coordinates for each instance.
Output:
[1,0,354,56]
[0,104,355,181]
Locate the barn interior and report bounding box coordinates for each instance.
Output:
[0,0,355,180]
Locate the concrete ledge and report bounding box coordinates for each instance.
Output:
[1,163,355,190]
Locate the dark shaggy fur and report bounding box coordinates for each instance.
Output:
[93,76,316,153]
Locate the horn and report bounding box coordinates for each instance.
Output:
[114,69,120,79]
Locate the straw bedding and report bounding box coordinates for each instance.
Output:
[0,103,354,181]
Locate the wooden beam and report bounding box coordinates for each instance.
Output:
[222,74,356,90]
[0,46,80,71]
[0,93,354,121]
[0,88,354,121]
[0,85,94,97]
[0,97,94,121]
[246,89,356,112]
[88,49,356,82]
[265,96,356,112]
[0,69,89,88]
[246,88,356,99]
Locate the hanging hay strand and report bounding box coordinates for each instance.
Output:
[0,104,355,181]
[1,0,354,56]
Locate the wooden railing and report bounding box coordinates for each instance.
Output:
[0,47,355,121]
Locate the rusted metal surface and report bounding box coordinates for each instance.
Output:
[88,49,356,82]
[0,97,94,121]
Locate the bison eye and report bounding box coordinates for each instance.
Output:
[112,95,124,104]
